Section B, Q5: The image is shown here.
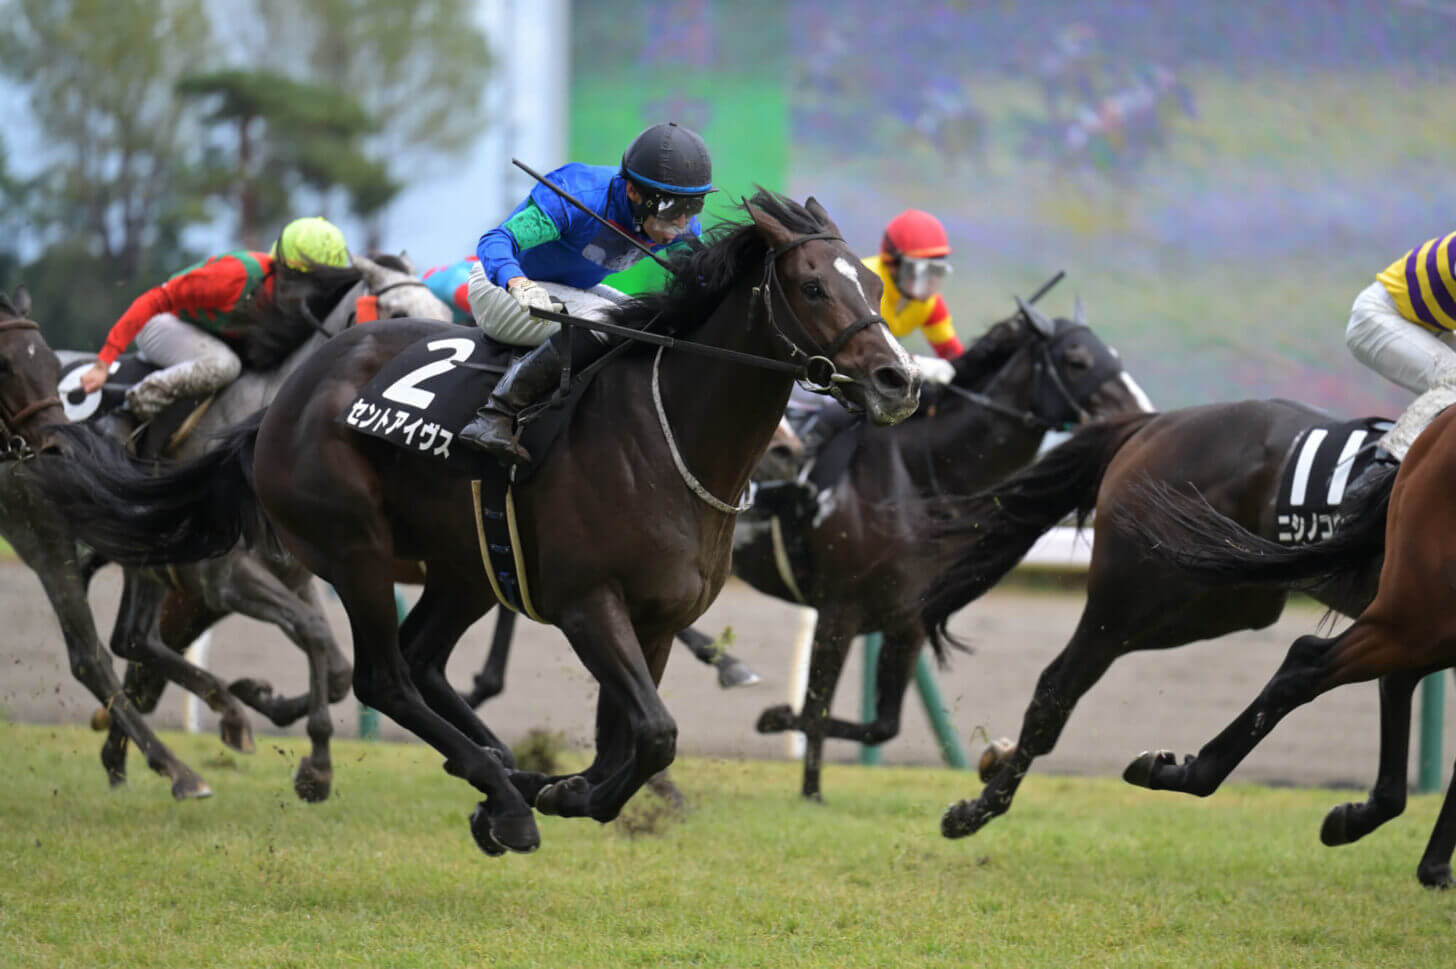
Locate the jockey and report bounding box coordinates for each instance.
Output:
[421,256,478,326]
[459,121,713,463]
[1346,231,1456,460]
[77,216,351,419]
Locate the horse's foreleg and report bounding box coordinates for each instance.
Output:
[675,625,761,688]
[110,570,255,754]
[822,627,920,745]
[100,656,173,786]
[753,612,855,801]
[461,609,516,709]
[33,559,210,799]
[203,555,346,802]
[338,555,536,855]
[531,590,677,823]
[399,574,513,766]
[1320,671,1420,848]
[1415,750,1456,889]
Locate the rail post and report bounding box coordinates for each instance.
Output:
[859,634,883,766]
[1418,671,1445,793]
[914,652,968,768]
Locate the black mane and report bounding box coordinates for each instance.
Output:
[950,314,1031,390]
[606,189,832,335]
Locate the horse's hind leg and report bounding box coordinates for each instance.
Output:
[460,609,515,709]
[100,657,172,786]
[109,570,255,754]
[1414,754,1456,888]
[821,623,921,746]
[676,625,761,688]
[1320,670,1421,847]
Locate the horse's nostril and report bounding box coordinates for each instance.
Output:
[872,365,910,396]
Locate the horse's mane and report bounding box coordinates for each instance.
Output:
[366,252,412,273]
[950,314,1029,391]
[606,189,832,336]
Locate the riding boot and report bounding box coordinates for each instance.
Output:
[458,339,565,464]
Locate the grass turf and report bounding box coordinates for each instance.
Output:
[0,722,1450,968]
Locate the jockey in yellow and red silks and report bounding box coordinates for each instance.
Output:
[862,209,964,360]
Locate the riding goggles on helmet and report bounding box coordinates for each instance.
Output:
[896,256,953,299]
[642,192,707,224]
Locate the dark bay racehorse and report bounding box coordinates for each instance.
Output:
[43,257,449,800]
[1109,407,1456,887]
[37,193,920,854]
[745,300,1151,799]
[920,400,1394,842]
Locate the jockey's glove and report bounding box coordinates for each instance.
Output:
[508,278,556,316]
[914,355,957,386]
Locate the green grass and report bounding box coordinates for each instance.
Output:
[1,723,1451,968]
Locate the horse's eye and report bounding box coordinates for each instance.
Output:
[801,279,825,300]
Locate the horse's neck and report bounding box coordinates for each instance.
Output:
[889,351,1046,497]
[650,286,795,509]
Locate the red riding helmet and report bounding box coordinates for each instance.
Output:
[880,209,952,262]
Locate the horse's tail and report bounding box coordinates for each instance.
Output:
[32,412,265,566]
[922,412,1156,653]
[1110,462,1394,592]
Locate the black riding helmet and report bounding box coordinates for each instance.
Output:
[621,122,715,229]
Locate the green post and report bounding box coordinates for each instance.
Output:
[1418,671,1445,794]
[859,634,883,766]
[914,652,968,769]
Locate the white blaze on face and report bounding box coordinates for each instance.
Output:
[833,256,871,310]
[832,255,912,379]
[1118,371,1157,412]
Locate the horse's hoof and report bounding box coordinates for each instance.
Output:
[535,775,590,816]
[716,659,762,689]
[1418,862,1455,889]
[171,771,213,801]
[977,738,1016,782]
[756,704,797,734]
[1320,803,1357,846]
[1123,749,1176,789]
[469,803,507,856]
[228,677,275,708]
[90,707,112,732]
[106,769,127,790]
[293,759,332,803]
[219,712,255,754]
[941,799,989,839]
[470,802,540,856]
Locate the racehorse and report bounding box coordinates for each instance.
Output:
[34,192,920,854]
[745,298,1151,799]
[919,400,1396,843]
[457,416,805,707]
[1109,406,1456,887]
[45,255,449,800]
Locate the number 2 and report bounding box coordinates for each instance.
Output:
[380,337,477,409]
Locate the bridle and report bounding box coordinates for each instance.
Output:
[940,319,1114,431]
[0,318,62,462]
[752,231,886,402]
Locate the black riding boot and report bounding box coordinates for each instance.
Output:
[458,339,565,464]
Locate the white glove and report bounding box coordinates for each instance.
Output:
[507,278,556,315]
[914,355,957,386]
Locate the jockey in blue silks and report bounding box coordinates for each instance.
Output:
[458,121,713,464]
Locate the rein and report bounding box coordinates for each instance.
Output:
[0,319,61,462]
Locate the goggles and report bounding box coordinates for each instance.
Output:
[642,192,707,224]
[896,257,953,299]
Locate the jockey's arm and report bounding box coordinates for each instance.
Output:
[476,200,564,289]
[921,295,964,358]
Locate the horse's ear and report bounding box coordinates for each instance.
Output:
[747,202,795,250]
[1073,293,1086,326]
[395,251,416,275]
[352,253,384,286]
[1016,295,1056,338]
[13,285,31,318]
[803,196,842,237]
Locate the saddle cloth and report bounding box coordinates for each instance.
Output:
[1274,415,1392,545]
[57,355,211,458]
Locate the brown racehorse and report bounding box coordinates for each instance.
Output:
[36,192,919,854]
[921,400,1400,844]
[1110,405,1456,887]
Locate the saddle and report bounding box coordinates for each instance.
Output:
[57,356,214,459]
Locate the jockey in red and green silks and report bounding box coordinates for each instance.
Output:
[78,217,351,419]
